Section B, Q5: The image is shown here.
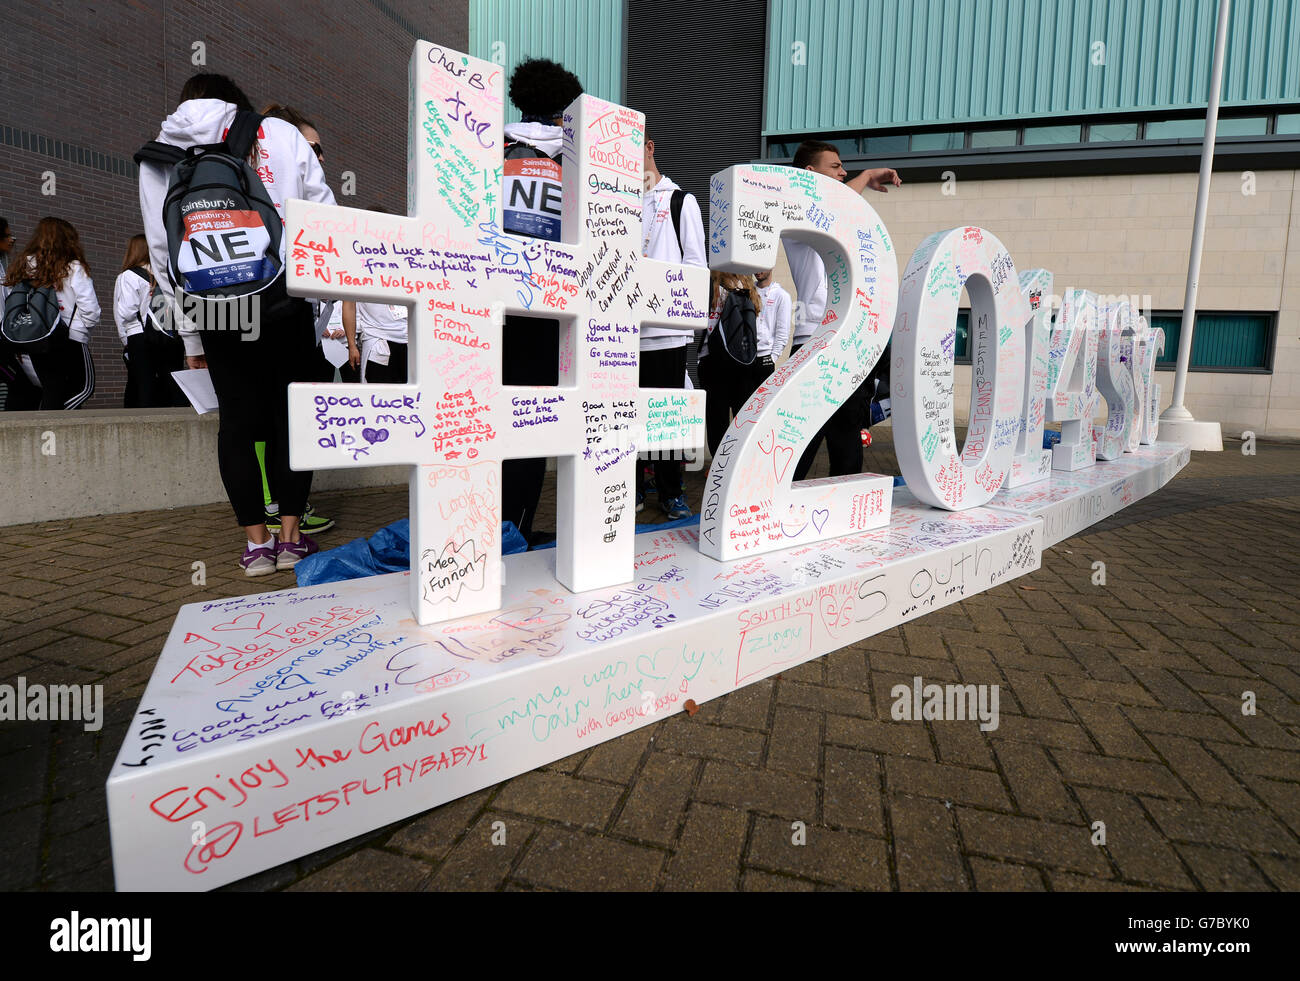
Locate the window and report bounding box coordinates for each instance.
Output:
[771,108,1294,167]
[1088,122,1139,142]
[1277,113,1300,134]
[954,310,970,361]
[864,133,909,154]
[1145,118,1204,139]
[1150,312,1273,371]
[912,130,962,151]
[1147,116,1267,139]
[1024,124,1081,144]
[970,128,1017,148]
[1217,116,1268,136]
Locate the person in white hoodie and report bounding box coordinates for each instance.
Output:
[784,140,900,481]
[114,233,185,408]
[342,204,409,384]
[753,267,791,385]
[137,73,336,576]
[498,58,582,547]
[0,216,43,411]
[640,133,706,519]
[2,216,100,410]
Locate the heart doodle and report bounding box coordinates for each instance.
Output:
[211,611,266,632]
[812,508,830,533]
[362,428,390,445]
[636,652,665,680]
[773,444,794,481]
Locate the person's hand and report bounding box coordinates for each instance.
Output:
[328,329,345,340]
[863,167,902,192]
[186,355,207,369]
[348,343,361,369]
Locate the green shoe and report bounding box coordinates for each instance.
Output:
[264,502,334,534]
[301,505,336,534]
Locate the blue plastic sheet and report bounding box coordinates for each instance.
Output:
[297,519,579,585]
[294,519,412,587]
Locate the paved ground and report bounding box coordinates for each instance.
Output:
[2,435,1298,891]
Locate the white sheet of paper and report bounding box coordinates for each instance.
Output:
[170,368,219,414]
[321,337,349,368]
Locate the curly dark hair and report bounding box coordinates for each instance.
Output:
[3,217,90,289]
[508,58,583,121]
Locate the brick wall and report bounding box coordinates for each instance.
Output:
[1,0,468,408]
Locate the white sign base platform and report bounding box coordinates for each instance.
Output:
[985,442,1189,547]
[107,443,1186,891]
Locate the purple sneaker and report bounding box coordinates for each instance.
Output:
[275,533,319,571]
[241,538,278,577]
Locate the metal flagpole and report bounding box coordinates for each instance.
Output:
[1159,0,1228,450]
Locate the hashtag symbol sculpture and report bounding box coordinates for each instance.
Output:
[284,42,707,625]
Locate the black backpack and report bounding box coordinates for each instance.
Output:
[2,281,70,352]
[707,286,759,366]
[134,111,283,302]
[668,188,687,253]
[126,265,179,341]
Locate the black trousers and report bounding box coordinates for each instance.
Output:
[201,299,316,527]
[745,355,775,405]
[29,334,94,410]
[698,350,773,457]
[0,350,42,410]
[501,315,558,539]
[363,340,408,384]
[124,331,187,408]
[636,344,688,501]
[790,341,867,480]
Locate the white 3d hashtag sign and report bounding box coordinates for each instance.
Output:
[284,42,706,625]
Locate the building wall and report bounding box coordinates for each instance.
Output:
[769,167,1299,438]
[1,0,468,409]
[764,0,1300,137]
[468,0,625,122]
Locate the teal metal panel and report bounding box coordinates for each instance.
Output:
[1153,313,1271,369]
[469,0,624,125]
[765,0,1300,136]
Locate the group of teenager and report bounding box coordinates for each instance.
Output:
[0,56,899,579]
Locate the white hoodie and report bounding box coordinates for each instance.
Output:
[137,99,336,356]
[783,240,827,346]
[757,280,792,359]
[503,121,564,159]
[20,257,100,345]
[641,175,706,351]
[114,268,151,343]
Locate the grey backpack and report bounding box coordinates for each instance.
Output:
[2,281,69,352]
[134,111,284,301]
